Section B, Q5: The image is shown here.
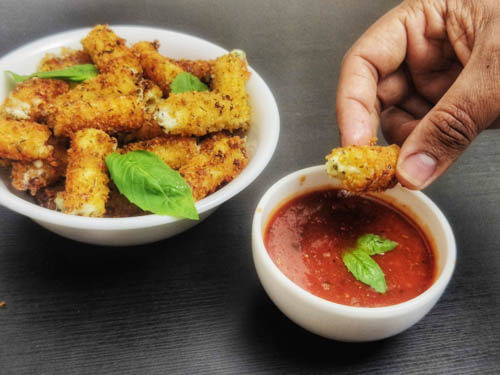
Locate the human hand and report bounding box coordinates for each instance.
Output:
[336,0,500,189]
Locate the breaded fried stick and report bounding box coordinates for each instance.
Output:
[175,59,212,82]
[180,133,248,201]
[325,143,400,193]
[121,79,164,141]
[132,41,184,95]
[81,24,142,75]
[155,91,249,136]
[38,48,92,72]
[211,51,251,124]
[0,119,53,161]
[1,78,69,122]
[49,95,144,136]
[63,129,116,217]
[10,138,67,195]
[123,135,198,170]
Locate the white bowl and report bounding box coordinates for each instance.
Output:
[0,26,280,246]
[252,165,456,342]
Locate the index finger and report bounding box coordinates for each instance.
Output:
[337,5,408,145]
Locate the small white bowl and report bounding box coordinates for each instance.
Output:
[252,165,456,342]
[0,26,280,246]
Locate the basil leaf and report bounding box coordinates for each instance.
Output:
[106,150,198,220]
[357,234,398,256]
[170,72,209,94]
[5,71,28,83]
[5,64,98,84]
[342,249,387,293]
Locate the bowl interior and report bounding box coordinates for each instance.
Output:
[0,26,279,229]
[257,166,456,302]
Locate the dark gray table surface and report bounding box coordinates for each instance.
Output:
[0,0,498,374]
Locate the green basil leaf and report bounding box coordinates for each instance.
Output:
[5,64,98,84]
[356,234,398,256]
[106,150,199,220]
[170,72,209,94]
[5,71,29,83]
[342,249,387,293]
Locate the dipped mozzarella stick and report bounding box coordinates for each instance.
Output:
[325,144,400,193]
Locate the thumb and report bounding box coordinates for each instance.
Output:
[396,54,500,189]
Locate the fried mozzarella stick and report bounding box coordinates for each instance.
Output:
[174,59,212,82]
[10,139,68,195]
[123,135,198,170]
[81,24,142,76]
[132,41,184,95]
[325,144,400,193]
[1,78,69,122]
[63,129,116,217]
[38,48,92,72]
[0,119,53,161]
[154,91,249,136]
[49,95,144,136]
[180,133,248,201]
[211,52,251,125]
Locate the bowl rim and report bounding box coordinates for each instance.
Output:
[0,25,280,230]
[252,165,456,318]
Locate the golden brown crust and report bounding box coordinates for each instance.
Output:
[48,95,145,136]
[81,24,142,76]
[211,53,251,124]
[1,78,69,122]
[63,129,117,217]
[325,144,400,193]
[154,91,249,136]
[180,133,248,201]
[174,59,212,82]
[38,48,92,72]
[0,119,53,161]
[132,41,184,95]
[123,135,198,170]
[0,158,11,169]
[10,138,68,195]
[1,26,252,216]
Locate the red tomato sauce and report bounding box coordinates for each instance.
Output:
[264,188,435,307]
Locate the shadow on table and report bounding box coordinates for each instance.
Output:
[242,288,390,368]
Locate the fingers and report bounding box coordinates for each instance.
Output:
[381,107,419,145]
[397,52,500,189]
[337,5,407,146]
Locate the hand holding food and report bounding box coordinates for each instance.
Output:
[336,0,500,190]
[325,141,399,193]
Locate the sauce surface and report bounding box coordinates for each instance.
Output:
[264,188,435,307]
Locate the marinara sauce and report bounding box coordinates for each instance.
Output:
[264,188,435,307]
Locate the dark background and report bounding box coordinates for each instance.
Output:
[0,0,498,373]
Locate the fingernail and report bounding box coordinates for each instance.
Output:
[398,153,437,188]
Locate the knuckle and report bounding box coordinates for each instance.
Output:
[426,104,478,151]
